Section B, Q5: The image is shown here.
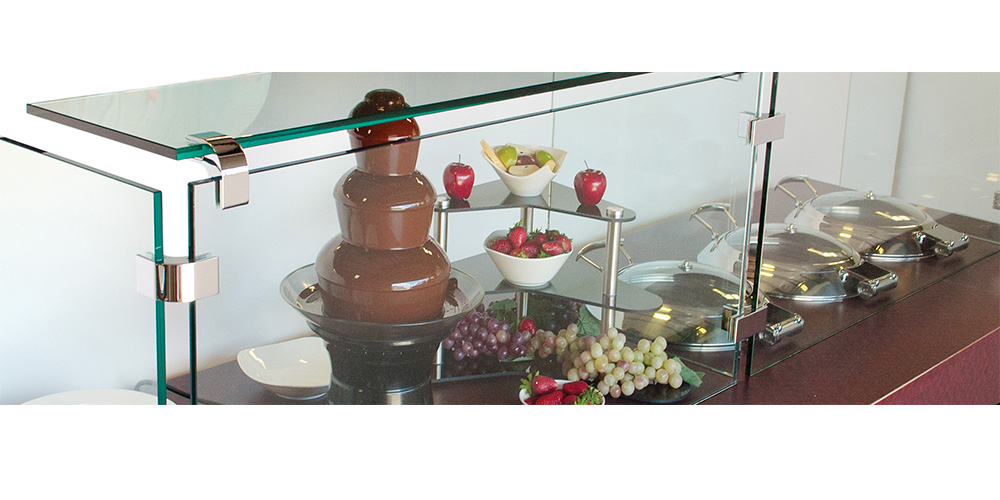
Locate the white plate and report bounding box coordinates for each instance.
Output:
[22,389,175,405]
[237,336,331,400]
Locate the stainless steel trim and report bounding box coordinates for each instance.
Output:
[136,253,220,303]
[187,132,249,210]
[994,190,999,210]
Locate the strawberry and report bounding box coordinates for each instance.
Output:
[530,231,548,245]
[531,374,558,396]
[524,395,539,405]
[535,390,565,405]
[561,394,579,405]
[561,381,589,395]
[491,237,513,254]
[518,317,536,335]
[554,234,572,252]
[508,225,528,248]
[521,241,541,258]
[541,241,564,256]
[510,247,527,258]
[545,230,561,241]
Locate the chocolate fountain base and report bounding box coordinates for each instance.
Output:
[281,265,484,405]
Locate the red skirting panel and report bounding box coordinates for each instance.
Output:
[875,327,1000,405]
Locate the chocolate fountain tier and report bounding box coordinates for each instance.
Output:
[333,168,436,249]
[315,236,451,323]
[348,89,421,176]
[281,265,484,404]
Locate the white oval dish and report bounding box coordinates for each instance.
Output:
[484,230,572,287]
[482,144,567,197]
[23,389,175,405]
[519,379,604,405]
[237,336,332,400]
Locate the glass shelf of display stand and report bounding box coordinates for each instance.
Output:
[27,72,743,165]
[435,180,637,222]
[26,72,650,161]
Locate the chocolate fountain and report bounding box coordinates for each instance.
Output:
[280,90,483,404]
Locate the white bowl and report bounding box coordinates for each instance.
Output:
[22,389,175,405]
[484,230,572,287]
[482,144,567,197]
[519,379,605,405]
[237,336,332,400]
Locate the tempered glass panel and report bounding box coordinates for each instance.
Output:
[178,73,762,405]
[749,72,1000,375]
[29,72,652,160]
[0,137,165,404]
[546,73,765,401]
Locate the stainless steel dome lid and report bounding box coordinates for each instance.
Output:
[776,176,970,261]
[577,242,803,348]
[692,203,898,303]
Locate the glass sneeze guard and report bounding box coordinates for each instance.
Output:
[0,137,168,404]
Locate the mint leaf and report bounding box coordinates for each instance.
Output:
[576,305,601,337]
[488,298,517,326]
[673,357,704,388]
[526,294,553,331]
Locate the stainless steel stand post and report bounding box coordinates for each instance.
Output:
[432,197,449,378]
[601,207,625,334]
[515,206,534,321]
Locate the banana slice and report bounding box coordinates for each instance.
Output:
[480,140,507,170]
[508,164,541,177]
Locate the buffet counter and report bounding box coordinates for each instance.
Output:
[167,180,1000,405]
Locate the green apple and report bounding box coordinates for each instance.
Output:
[497,145,518,168]
[536,150,556,170]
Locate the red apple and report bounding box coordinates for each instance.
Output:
[574,167,607,205]
[442,161,475,200]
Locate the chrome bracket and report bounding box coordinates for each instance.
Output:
[723,303,804,344]
[993,190,999,210]
[136,254,220,303]
[187,132,249,210]
[738,112,786,146]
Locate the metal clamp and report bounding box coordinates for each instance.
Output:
[738,112,786,146]
[187,132,249,210]
[137,254,220,303]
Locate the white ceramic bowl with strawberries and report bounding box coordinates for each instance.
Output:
[484,229,572,287]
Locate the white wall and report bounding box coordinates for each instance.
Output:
[893,73,1000,221]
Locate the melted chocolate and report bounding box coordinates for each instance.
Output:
[315,236,451,323]
[349,89,421,176]
[334,168,436,249]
